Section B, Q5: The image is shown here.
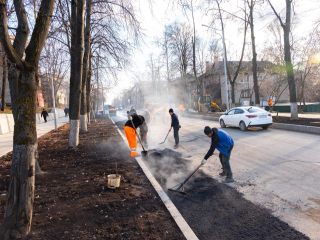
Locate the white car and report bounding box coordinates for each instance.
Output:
[219,106,273,131]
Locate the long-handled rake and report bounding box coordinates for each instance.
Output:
[130,118,148,159]
[168,164,202,195]
[159,130,170,145]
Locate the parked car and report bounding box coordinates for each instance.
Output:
[117,106,122,110]
[219,107,273,131]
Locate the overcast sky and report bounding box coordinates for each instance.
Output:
[106,0,320,104]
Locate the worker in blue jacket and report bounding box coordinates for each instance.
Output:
[201,126,234,183]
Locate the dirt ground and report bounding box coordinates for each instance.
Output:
[142,149,309,240]
[272,116,320,127]
[0,117,185,239]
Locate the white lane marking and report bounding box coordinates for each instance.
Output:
[109,116,199,240]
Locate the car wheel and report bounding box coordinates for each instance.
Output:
[220,119,226,128]
[239,121,247,131]
[262,125,269,130]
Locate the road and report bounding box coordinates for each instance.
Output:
[112,110,320,239]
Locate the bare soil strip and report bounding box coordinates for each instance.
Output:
[0,117,185,239]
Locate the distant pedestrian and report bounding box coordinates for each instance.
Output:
[129,106,136,114]
[268,98,273,106]
[202,126,234,183]
[169,108,180,149]
[64,107,69,117]
[41,108,49,123]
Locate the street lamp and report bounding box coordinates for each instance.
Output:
[202,24,229,111]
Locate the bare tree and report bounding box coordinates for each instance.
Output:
[267,0,298,119]
[295,30,320,111]
[247,0,260,106]
[260,67,288,112]
[68,0,84,147]
[213,0,249,107]
[166,22,193,87]
[40,41,70,107]
[1,55,6,111]
[80,0,91,133]
[0,0,55,238]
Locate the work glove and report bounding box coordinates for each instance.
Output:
[129,116,132,120]
[201,159,207,165]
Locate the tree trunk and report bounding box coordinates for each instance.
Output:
[6,0,30,119]
[283,0,298,119]
[86,52,92,124]
[68,0,84,146]
[1,56,6,111]
[230,81,235,107]
[0,0,55,237]
[249,1,260,107]
[0,71,37,239]
[80,0,91,133]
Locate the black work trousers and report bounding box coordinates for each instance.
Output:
[173,126,179,146]
[219,145,233,177]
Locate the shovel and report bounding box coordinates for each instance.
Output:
[130,118,148,159]
[159,130,170,144]
[168,163,202,195]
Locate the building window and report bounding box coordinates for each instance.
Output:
[241,77,248,83]
[241,89,250,98]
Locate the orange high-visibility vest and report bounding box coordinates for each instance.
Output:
[124,126,137,157]
[268,99,272,106]
[179,104,184,110]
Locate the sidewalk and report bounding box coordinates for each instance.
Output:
[0,116,69,157]
[271,112,320,118]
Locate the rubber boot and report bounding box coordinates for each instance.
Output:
[219,168,227,176]
[219,154,226,176]
[223,173,234,183]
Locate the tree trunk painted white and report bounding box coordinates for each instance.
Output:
[80,114,87,133]
[290,102,298,120]
[68,120,79,147]
[0,144,36,239]
[255,103,260,107]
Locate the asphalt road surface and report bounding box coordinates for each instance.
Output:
[112,110,320,239]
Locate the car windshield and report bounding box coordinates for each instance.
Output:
[245,107,266,113]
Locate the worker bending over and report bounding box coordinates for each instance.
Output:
[124,113,144,157]
[202,126,234,183]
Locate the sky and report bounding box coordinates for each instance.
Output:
[106,0,320,104]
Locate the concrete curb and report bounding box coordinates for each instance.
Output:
[270,122,320,134]
[109,117,199,240]
[184,113,320,135]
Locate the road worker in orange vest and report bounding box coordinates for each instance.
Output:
[124,113,144,157]
[179,104,184,117]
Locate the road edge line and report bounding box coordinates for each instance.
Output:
[109,117,199,240]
